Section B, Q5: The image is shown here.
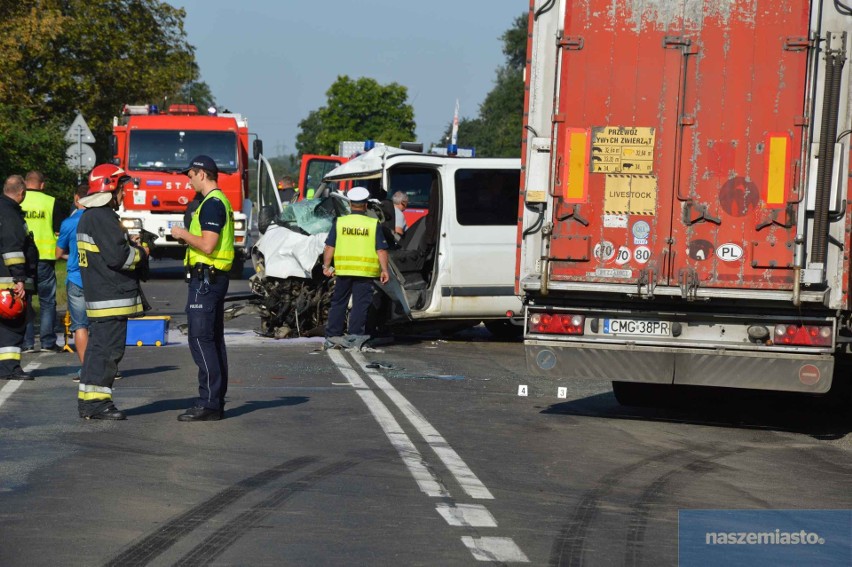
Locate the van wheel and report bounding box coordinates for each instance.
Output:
[611,381,671,407]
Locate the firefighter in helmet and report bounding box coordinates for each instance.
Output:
[76,164,149,420]
[0,175,38,380]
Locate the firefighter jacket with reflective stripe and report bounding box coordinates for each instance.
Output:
[21,190,57,260]
[185,189,235,271]
[77,205,148,320]
[0,195,38,291]
[334,214,381,277]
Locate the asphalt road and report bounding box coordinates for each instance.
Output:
[1,260,851,566]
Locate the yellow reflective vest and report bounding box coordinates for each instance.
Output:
[185,189,235,271]
[21,190,56,261]
[334,214,380,277]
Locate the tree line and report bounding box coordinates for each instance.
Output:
[0,0,212,202]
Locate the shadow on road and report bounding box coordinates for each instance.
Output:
[226,396,310,418]
[125,395,309,417]
[542,388,852,440]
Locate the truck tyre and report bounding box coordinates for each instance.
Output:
[611,381,670,407]
[484,320,523,340]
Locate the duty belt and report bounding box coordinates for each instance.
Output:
[185,262,224,283]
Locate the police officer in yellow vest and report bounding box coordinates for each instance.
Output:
[21,171,65,353]
[322,186,389,347]
[170,155,234,422]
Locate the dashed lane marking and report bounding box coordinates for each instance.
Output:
[436,503,498,527]
[462,537,530,563]
[327,349,449,498]
[351,351,494,500]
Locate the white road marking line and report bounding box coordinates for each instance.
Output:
[461,536,530,563]
[351,351,494,500]
[0,363,39,409]
[436,503,497,527]
[327,349,449,498]
[0,380,23,408]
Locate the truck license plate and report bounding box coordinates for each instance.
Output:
[603,319,670,336]
[167,220,184,228]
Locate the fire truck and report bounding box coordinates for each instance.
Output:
[110,104,254,274]
[518,0,852,404]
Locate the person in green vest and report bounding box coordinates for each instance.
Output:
[322,186,389,349]
[170,155,234,422]
[21,170,66,353]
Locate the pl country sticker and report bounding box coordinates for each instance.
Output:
[716,243,744,262]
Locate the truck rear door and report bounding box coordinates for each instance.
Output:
[550,0,810,292]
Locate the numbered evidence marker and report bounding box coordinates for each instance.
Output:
[518,385,528,397]
[557,387,568,399]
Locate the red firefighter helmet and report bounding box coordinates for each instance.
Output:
[87,163,128,194]
[82,164,130,207]
[0,289,25,320]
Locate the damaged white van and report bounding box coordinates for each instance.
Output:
[250,145,522,338]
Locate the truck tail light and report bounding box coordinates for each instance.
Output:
[773,324,832,347]
[529,312,584,335]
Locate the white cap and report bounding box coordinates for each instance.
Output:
[347,186,370,202]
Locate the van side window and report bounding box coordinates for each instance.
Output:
[454,169,520,226]
[388,167,435,209]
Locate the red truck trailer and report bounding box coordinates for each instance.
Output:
[518,0,852,404]
[110,104,253,273]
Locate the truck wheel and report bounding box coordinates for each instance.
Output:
[611,381,670,407]
[484,320,523,340]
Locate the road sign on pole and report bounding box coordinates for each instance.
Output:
[64,113,96,183]
[65,144,96,173]
[64,114,96,144]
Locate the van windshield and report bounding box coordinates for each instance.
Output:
[128,130,238,173]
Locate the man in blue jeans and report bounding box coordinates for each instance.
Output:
[56,184,89,380]
[22,170,65,353]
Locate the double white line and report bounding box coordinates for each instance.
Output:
[327,350,529,563]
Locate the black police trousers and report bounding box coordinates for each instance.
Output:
[78,318,126,417]
[326,276,374,337]
[186,274,229,410]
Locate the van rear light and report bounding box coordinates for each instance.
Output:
[773,324,832,347]
[529,312,584,335]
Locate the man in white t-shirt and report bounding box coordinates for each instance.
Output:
[392,191,408,240]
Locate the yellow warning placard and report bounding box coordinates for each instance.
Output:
[603,175,657,216]
[591,126,655,174]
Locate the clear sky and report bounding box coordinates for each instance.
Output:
[173,1,526,156]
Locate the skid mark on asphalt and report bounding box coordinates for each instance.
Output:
[173,460,358,566]
[623,448,744,567]
[331,349,529,563]
[549,448,693,567]
[103,456,318,567]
